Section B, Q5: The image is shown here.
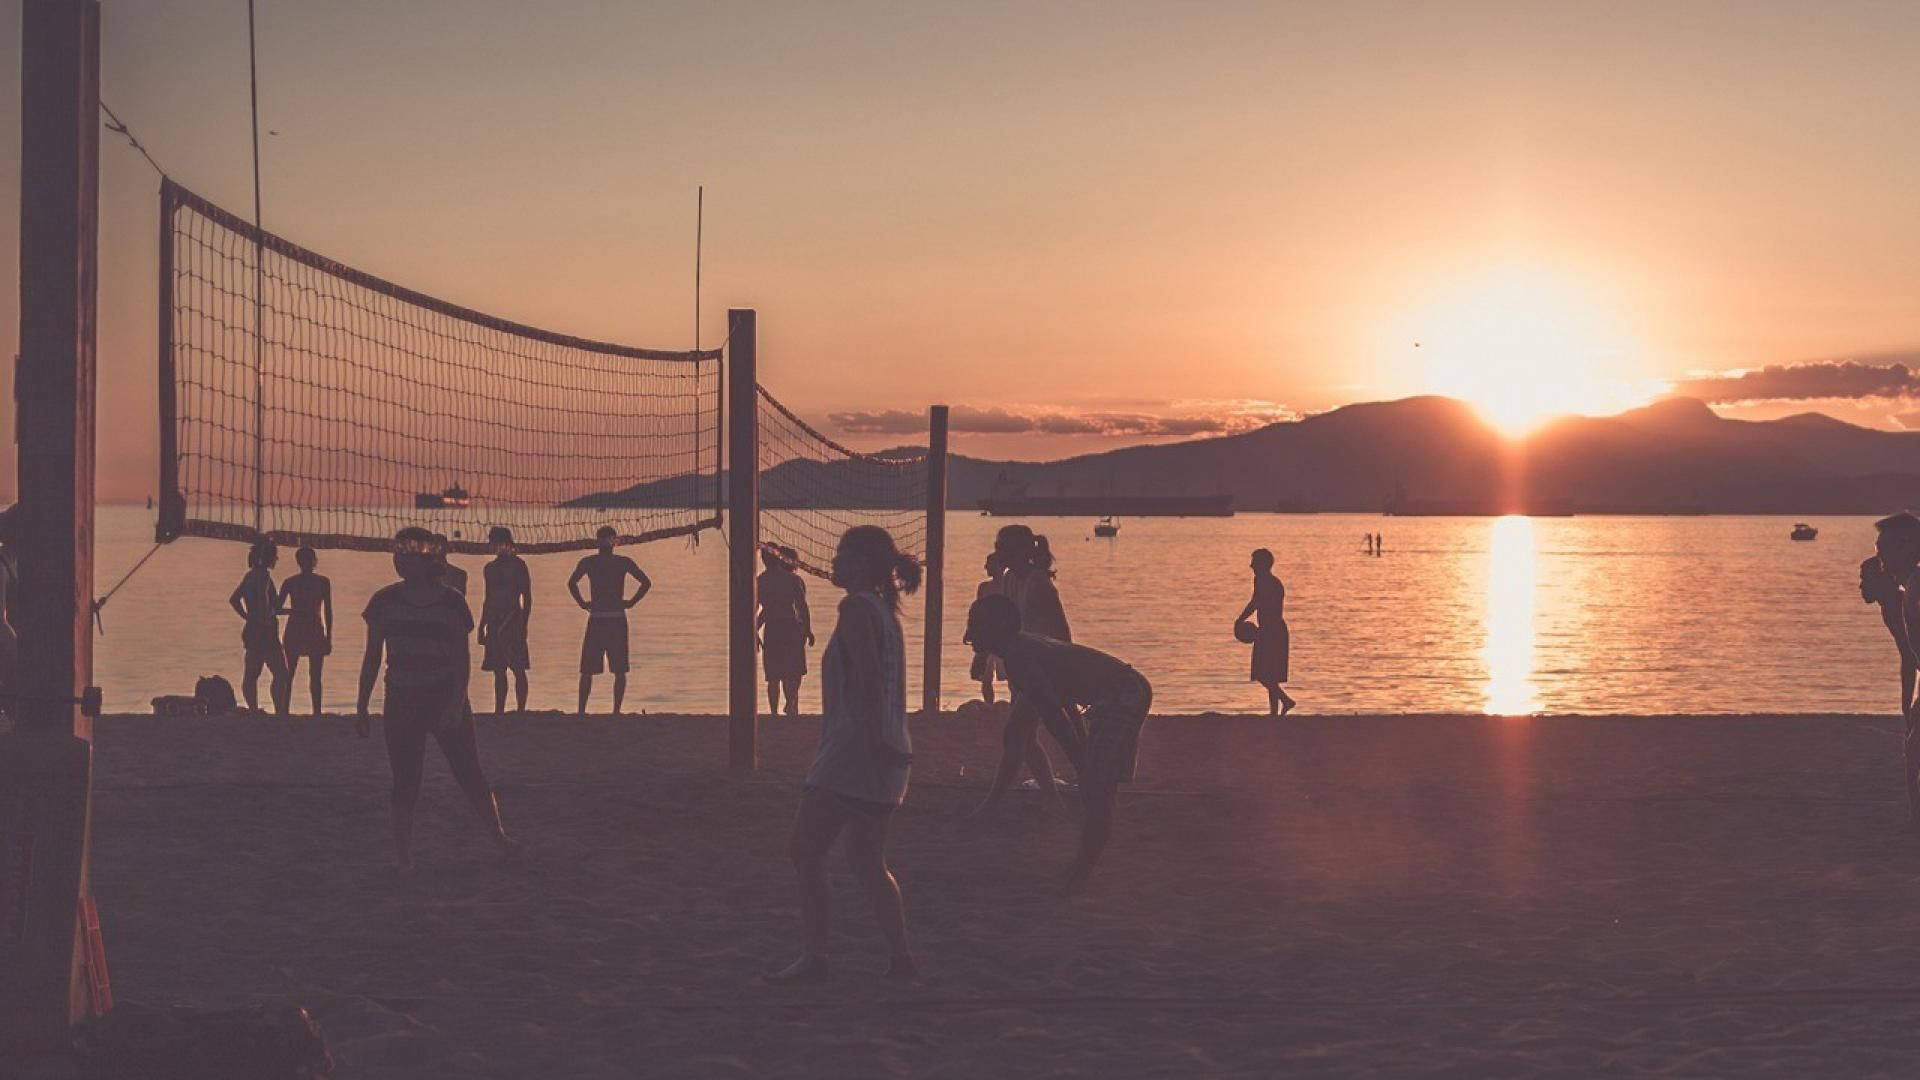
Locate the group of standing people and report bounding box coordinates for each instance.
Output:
[227,523,655,719]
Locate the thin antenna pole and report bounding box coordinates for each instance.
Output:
[702,184,710,349]
[247,0,266,532]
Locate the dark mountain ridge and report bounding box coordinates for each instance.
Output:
[568,396,1920,514]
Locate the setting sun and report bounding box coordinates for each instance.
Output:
[1395,270,1657,435]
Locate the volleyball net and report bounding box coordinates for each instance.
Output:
[756,384,930,577]
[156,178,722,555]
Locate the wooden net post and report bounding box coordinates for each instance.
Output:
[726,310,758,773]
[921,405,949,717]
[2,0,105,1050]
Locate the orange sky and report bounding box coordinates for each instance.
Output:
[3,0,1919,500]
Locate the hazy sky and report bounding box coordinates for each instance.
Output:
[4,0,1919,499]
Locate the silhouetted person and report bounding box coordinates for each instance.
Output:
[229,539,291,716]
[757,544,814,716]
[1873,511,1920,825]
[991,524,1072,811]
[768,525,920,984]
[966,594,1152,894]
[1375,532,1384,555]
[1237,548,1296,716]
[0,520,16,716]
[970,552,1009,703]
[433,534,468,596]
[278,546,333,716]
[569,524,651,716]
[480,526,533,716]
[1363,533,1373,555]
[355,527,516,874]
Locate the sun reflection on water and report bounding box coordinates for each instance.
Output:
[1484,515,1539,714]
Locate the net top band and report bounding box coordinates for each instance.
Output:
[162,177,722,365]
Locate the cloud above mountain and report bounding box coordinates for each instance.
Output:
[1672,355,1920,403]
[830,400,1295,438]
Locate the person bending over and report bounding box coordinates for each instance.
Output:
[967,594,1152,894]
[568,525,651,716]
[356,527,517,874]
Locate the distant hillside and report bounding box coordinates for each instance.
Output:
[566,396,1920,514]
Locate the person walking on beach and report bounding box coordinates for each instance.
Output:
[278,546,333,716]
[1236,548,1296,716]
[228,539,291,716]
[758,545,814,716]
[480,526,533,717]
[768,525,920,984]
[966,594,1153,894]
[569,524,651,716]
[970,552,1009,703]
[355,527,517,874]
[1870,511,1920,824]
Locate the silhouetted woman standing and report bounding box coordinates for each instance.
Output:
[278,545,333,716]
[770,525,920,983]
[1237,548,1296,716]
[758,545,814,716]
[229,539,291,716]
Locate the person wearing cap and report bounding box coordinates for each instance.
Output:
[480,525,534,716]
[567,524,651,716]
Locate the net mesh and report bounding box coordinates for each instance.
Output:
[756,385,928,577]
[158,179,721,555]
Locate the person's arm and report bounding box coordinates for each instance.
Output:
[520,568,534,622]
[275,580,293,615]
[1236,588,1258,625]
[355,619,385,737]
[567,561,590,609]
[229,577,251,622]
[972,701,1041,818]
[321,580,333,641]
[797,578,814,646]
[625,564,652,608]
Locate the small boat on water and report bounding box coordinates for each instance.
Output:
[415,484,472,510]
[1790,523,1818,542]
[1093,516,1119,538]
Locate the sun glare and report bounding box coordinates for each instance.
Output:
[1397,270,1655,436]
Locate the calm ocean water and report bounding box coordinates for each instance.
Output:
[84,506,1897,716]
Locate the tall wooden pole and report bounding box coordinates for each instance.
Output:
[921,405,948,717]
[2,0,104,1049]
[726,310,758,773]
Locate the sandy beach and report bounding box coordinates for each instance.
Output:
[74,709,1920,1078]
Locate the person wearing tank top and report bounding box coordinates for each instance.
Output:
[768,526,921,985]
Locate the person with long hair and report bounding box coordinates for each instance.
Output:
[278,546,333,716]
[977,524,1068,811]
[966,594,1152,894]
[758,544,814,716]
[1872,512,1920,825]
[970,552,1009,703]
[356,527,517,874]
[480,526,534,716]
[768,525,920,984]
[1236,548,1296,716]
[228,539,291,716]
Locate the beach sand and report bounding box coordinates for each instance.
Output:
[72,709,1920,1077]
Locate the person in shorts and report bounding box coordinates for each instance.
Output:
[480,526,533,716]
[227,539,291,716]
[277,546,333,715]
[966,594,1153,894]
[568,524,651,716]
[355,527,516,874]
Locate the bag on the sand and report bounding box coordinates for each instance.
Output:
[194,675,238,715]
[151,695,207,717]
